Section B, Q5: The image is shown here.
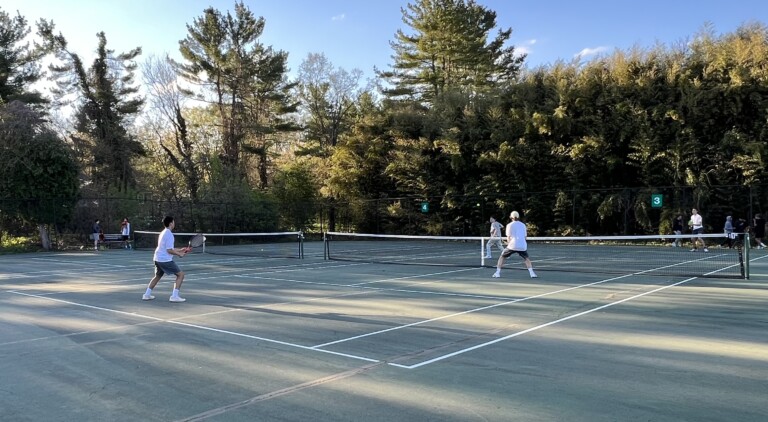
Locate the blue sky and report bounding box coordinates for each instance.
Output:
[2,0,766,81]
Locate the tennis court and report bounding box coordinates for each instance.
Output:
[1,238,766,421]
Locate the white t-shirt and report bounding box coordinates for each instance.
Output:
[490,221,503,238]
[691,214,703,230]
[121,223,131,236]
[505,221,528,251]
[153,228,174,262]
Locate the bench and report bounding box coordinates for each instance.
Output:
[90,233,132,250]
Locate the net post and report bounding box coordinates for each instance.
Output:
[323,232,329,260]
[481,237,486,267]
[744,233,750,279]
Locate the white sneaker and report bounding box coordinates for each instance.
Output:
[703,248,709,252]
[530,273,538,278]
[169,296,186,303]
[690,248,697,252]
[484,255,492,259]
[492,272,500,278]
[142,294,155,301]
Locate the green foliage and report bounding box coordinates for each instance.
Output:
[197,155,279,232]
[296,52,367,153]
[380,0,524,103]
[0,8,47,106]
[38,23,145,192]
[175,1,299,187]
[3,4,768,241]
[271,162,320,230]
[0,102,79,227]
[0,232,38,254]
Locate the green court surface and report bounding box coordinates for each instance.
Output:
[1,242,766,421]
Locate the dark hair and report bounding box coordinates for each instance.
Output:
[163,216,174,228]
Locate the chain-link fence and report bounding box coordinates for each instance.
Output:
[3,184,768,252]
[319,184,768,238]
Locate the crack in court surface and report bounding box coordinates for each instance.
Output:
[174,361,385,422]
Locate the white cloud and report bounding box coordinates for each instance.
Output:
[574,46,609,59]
[515,39,537,57]
[331,13,345,21]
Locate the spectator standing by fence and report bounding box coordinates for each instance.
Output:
[753,214,766,249]
[121,218,132,249]
[92,219,102,251]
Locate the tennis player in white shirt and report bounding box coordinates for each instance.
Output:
[493,211,537,279]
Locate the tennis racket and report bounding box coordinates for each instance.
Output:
[183,233,206,253]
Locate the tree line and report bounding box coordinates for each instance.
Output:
[1,1,767,250]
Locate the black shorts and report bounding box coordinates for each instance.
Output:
[692,227,704,235]
[122,235,129,241]
[501,249,529,259]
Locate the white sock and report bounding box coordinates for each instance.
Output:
[528,268,536,276]
[172,288,180,297]
[145,288,152,296]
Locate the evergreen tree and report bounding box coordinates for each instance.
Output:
[175,2,299,188]
[0,8,47,106]
[380,0,524,103]
[38,23,145,192]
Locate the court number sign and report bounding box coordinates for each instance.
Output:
[421,202,429,213]
[651,194,663,208]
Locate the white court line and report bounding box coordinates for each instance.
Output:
[4,253,761,370]
[311,253,737,349]
[389,276,698,369]
[5,290,379,364]
[2,254,326,280]
[389,257,756,369]
[234,273,515,301]
[349,267,479,286]
[310,273,636,349]
[2,260,364,291]
[7,290,165,321]
[0,263,130,280]
[30,257,128,268]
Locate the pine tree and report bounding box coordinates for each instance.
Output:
[380,0,525,104]
[0,8,47,106]
[39,23,145,192]
[174,2,299,187]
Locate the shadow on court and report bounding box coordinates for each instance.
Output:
[0,245,766,421]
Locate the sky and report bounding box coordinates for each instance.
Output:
[2,0,767,82]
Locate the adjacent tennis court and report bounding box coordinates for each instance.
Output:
[1,238,766,421]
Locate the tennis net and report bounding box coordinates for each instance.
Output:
[134,231,304,258]
[323,232,748,279]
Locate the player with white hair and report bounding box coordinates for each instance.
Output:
[493,211,537,279]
